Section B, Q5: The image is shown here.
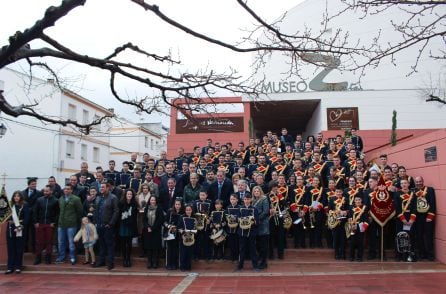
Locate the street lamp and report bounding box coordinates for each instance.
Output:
[0,81,6,137]
[0,123,6,138]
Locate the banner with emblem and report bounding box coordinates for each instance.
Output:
[369,185,395,227]
[0,184,11,224]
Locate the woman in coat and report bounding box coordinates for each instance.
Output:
[252,185,270,269]
[119,189,138,267]
[143,195,164,269]
[5,191,30,274]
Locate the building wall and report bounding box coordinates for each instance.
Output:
[0,68,62,194]
[110,119,163,166]
[166,97,251,157]
[365,129,446,263]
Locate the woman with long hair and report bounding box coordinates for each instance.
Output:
[252,186,270,269]
[164,198,183,270]
[5,191,30,274]
[143,195,164,269]
[119,189,138,267]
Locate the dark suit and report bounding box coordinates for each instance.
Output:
[160,187,182,212]
[236,191,251,204]
[208,179,234,207]
[22,188,42,251]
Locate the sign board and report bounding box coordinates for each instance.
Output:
[176,117,244,134]
[424,146,437,162]
[327,107,359,130]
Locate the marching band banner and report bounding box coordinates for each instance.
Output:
[369,186,395,227]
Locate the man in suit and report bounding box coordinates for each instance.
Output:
[22,177,42,252]
[208,170,234,207]
[161,177,182,212]
[236,179,251,203]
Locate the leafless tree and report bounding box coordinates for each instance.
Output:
[0,0,445,133]
[338,1,445,70]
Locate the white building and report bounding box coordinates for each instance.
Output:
[245,0,446,137]
[0,68,112,195]
[109,118,167,167]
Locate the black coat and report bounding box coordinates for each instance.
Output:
[33,196,59,224]
[208,179,234,207]
[143,205,164,250]
[118,201,138,237]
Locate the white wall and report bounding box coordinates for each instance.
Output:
[0,68,62,195]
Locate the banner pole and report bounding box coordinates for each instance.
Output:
[380,226,384,262]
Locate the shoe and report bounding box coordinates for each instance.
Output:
[70,259,76,265]
[253,267,261,272]
[54,259,65,264]
[15,269,21,274]
[45,255,52,265]
[91,262,95,267]
[33,255,42,265]
[350,257,355,262]
[258,264,266,270]
[107,263,114,270]
[356,258,363,262]
[83,261,90,265]
[93,262,105,268]
[234,267,242,272]
[4,270,13,275]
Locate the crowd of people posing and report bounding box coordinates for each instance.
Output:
[3,127,436,274]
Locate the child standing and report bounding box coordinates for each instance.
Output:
[74,217,98,266]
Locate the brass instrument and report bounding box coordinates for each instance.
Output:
[327,196,346,229]
[293,187,307,229]
[309,187,323,229]
[327,210,339,229]
[309,211,316,229]
[417,197,429,213]
[416,187,429,213]
[270,194,280,226]
[282,210,292,230]
[345,205,366,239]
[396,231,414,262]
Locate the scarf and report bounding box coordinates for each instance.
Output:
[147,205,157,227]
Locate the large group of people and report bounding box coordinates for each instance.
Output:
[3,127,437,274]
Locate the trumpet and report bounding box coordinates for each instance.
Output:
[309,210,316,229]
[298,209,307,230]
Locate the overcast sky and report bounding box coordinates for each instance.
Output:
[1,0,303,126]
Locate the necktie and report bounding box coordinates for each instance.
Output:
[218,182,222,199]
[169,189,173,199]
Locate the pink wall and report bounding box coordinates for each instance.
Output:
[366,129,446,263]
[322,129,438,153]
[167,97,250,157]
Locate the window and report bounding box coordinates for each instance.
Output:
[82,110,89,125]
[81,144,88,160]
[68,104,77,120]
[66,140,75,158]
[93,147,100,162]
[150,139,154,150]
[144,136,149,148]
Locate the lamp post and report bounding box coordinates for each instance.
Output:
[0,80,7,137]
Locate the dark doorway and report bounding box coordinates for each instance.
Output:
[250,99,320,138]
